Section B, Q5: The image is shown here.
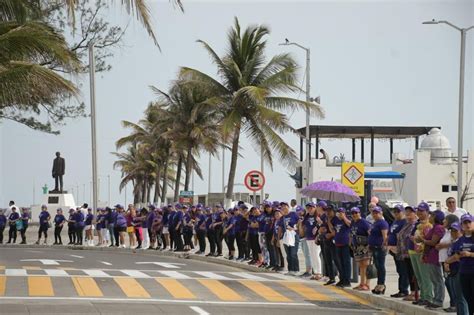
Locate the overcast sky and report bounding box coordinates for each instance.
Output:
[1,0,473,207]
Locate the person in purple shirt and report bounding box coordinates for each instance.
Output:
[281,201,299,275]
[444,222,468,315]
[146,206,156,249]
[182,210,194,251]
[328,207,352,287]
[248,207,262,266]
[73,208,85,245]
[7,206,20,244]
[0,209,6,244]
[53,208,66,245]
[350,207,371,291]
[388,205,409,298]
[19,208,30,244]
[257,207,269,267]
[303,202,323,280]
[449,214,474,315]
[272,209,284,271]
[114,207,127,248]
[35,205,50,245]
[194,207,207,254]
[237,205,250,261]
[84,208,95,246]
[368,206,389,294]
[262,204,275,269]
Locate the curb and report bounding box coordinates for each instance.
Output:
[0,244,272,273]
[342,288,444,315]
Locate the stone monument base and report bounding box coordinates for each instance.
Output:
[30,193,77,222]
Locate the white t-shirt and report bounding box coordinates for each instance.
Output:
[445,207,467,219]
[438,229,451,262]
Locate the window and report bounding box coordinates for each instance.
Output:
[451,186,458,192]
[442,185,449,193]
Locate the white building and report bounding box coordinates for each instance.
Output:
[295,125,473,212]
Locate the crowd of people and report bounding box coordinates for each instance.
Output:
[0,197,473,314]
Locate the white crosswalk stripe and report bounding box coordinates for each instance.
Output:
[44,269,69,276]
[83,270,111,277]
[156,271,191,279]
[5,269,27,276]
[120,270,151,278]
[194,272,231,280]
[228,272,267,281]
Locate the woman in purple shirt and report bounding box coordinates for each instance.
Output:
[35,205,50,245]
[368,206,389,295]
[20,208,30,244]
[7,206,20,244]
[328,207,352,287]
[350,207,371,291]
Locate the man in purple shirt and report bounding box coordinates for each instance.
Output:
[328,207,351,287]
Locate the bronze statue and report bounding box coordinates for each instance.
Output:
[52,152,65,193]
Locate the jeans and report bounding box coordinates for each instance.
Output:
[8,224,17,243]
[0,225,4,243]
[460,273,474,315]
[301,238,312,270]
[335,245,351,284]
[197,229,206,253]
[394,256,410,294]
[258,233,269,264]
[265,232,276,267]
[370,246,387,285]
[410,252,433,302]
[425,263,445,306]
[108,224,115,245]
[284,234,300,272]
[207,229,216,254]
[20,224,28,243]
[446,272,468,314]
[249,233,260,261]
[54,226,63,244]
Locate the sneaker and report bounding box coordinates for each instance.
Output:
[426,303,442,310]
[299,272,311,278]
[443,306,456,313]
[413,300,428,306]
[324,279,336,286]
[390,292,408,298]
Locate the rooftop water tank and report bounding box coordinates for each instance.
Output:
[420,128,453,164]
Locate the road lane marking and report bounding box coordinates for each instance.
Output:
[114,278,150,298]
[28,276,54,296]
[121,270,151,278]
[190,306,209,315]
[44,269,69,277]
[157,271,191,279]
[327,286,369,305]
[229,272,267,281]
[22,266,41,270]
[84,270,110,277]
[197,279,244,301]
[281,282,332,301]
[156,278,196,299]
[0,296,315,307]
[20,259,73,265]
[238,280,291,302]
[136,262,185,269]
[194,272,231,280]
[0,276,5,295]
[70,255,84,259]
[72,277,103,297]
[100,261,112,266]
[6,269,27,276]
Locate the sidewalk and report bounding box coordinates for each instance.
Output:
[3,226,447,315]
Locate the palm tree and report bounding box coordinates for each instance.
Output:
[152,82,223,194]
[0,0,81,133]
[180,17,324,204]
[62,0,183,49]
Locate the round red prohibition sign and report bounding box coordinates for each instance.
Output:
[244,170,266,192]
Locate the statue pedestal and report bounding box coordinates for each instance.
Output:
[30,193,77,222]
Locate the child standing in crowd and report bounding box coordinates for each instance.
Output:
[53,208,65,245]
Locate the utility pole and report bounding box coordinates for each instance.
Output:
[89,43,99,215]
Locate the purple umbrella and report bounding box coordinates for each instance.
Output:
[301,181,360,202]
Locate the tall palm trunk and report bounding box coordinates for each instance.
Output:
[147,181,152,204]
[161,151,170,204]
[141,177,147,203]
[154,165,161,204]
[225,125,241,201]
[184,145,193,191]
[173,156,183,202]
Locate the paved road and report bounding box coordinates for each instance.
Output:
[0,247,388,315]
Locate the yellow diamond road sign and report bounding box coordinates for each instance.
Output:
[341,162,365,196]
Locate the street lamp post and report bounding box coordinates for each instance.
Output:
[423,19,474,204]
[279,39,312,190]
[89,43,99,215]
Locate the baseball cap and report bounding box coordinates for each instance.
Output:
[449,222,461,231]
[295,205,304,212]
[239,204,248,210]
[325,204,335,211]
[337,207,345,212]
[350,207,360,213]
[372,206,383,213]
[280,201,289,207]
[393,204,404,212]
[461,214,473,223]
[317,201,328,208]
[114,204,124,209]
[305,202,315,208]
[432,210,445,222]
[405,205,416,212]
[175,203,182,209]
[417,202,430,211]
